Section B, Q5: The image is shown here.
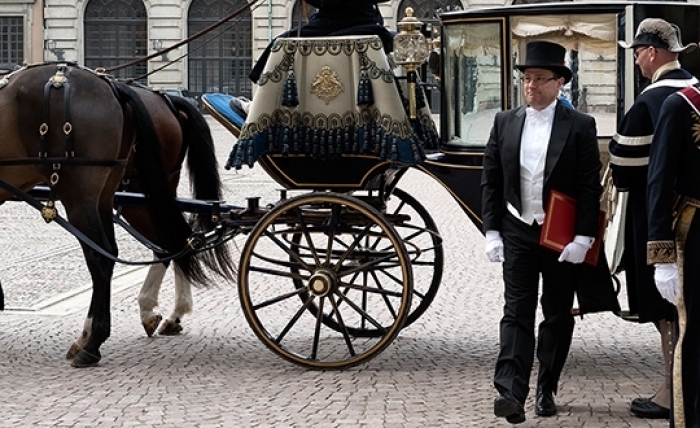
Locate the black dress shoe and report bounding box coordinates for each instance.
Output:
[630,397,669,419]
[535,387,557,417]
[494,393,526,424]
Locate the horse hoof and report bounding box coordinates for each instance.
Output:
[142,314,163,337]
[71,349,101,368]
[158,319,183,336]
[66,342,81,359]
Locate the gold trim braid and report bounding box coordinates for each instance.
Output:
[647,240,677,264]
[647,196,700,264]
[671,200,698,428]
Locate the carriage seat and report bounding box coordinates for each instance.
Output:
[225,35,438,187]
[200,93,246,137]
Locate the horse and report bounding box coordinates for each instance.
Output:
[0,63,233,367]
[117,85,233,337]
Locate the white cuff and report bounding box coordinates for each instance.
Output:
[573,235,594,249]
[485,230,501,241]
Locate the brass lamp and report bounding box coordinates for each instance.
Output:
[393,7,430,118]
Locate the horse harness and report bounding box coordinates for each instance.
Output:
[0,63,129,222]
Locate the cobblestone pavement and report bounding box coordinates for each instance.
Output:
[0,118,670,427]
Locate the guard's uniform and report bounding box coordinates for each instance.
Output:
[609,68,696,322]
[647,85,700,428]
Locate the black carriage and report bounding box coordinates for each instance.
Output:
[4,0,700,369]
[204,1,700,369]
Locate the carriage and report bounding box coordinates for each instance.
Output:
[1,1,699,369]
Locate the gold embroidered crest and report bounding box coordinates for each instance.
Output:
[692,111,700,148]
[311,66,343,104]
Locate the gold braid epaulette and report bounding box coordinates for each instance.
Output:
[647,240,677,264]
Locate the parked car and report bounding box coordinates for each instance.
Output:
[163,87,200,110]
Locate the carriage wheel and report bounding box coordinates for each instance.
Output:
[238,192,413,369]
[386,188,443,327]
[292,188,443,336]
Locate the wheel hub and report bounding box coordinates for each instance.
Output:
[308,270,335,296]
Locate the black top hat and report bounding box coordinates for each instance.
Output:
[618,18,696,53]
[515,41,572,84]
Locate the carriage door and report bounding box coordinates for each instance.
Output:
[84,0,148,81]
[187,0,252,100]
[396,0,463,114]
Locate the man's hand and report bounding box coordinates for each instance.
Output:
[485,230,505,263]
[654,263,680,306]
[558,235,594,264]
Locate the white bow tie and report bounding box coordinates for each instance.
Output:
[526,107,549,121]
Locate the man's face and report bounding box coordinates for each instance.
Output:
[521,68,564,110]
[633,45,655,78]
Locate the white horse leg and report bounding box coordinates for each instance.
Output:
[157,268,192,335]
[66,317,93,359]
[139,259,167,337]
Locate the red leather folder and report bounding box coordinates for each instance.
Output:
[539,190,605,266]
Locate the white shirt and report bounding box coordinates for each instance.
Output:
[507,100,557,225]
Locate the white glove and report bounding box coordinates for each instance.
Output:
[654,263,680,306]
[558,235,594,264]
[485,230,505,263]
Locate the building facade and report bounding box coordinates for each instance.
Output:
[1,0,499,98]
[2,0,698,99]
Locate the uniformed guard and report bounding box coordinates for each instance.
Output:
[647,81,700,428]
[609,18,697,419]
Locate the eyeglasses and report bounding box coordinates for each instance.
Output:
[633,46,653,59]
[520,76,558,85]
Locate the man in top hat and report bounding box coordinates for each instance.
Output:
[609,18,697,419]
[482,40,619,424]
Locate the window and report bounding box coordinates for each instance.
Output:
[188,0,252,99]
[84,0,148,81]
[0,17,23,66]
[442,20,505,147]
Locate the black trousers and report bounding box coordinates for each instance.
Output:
[494,212,576,404]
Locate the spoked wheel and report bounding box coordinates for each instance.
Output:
[238,192,413,369]
[292,188,443,337]
[387,188,443,327]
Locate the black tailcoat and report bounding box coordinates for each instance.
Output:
[482,101,619,402]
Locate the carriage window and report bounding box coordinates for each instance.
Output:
[510,14,618,138]
[442,20,506,148]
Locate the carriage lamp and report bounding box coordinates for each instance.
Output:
[45,39,65,62]
[393,7,430,119]
[152,39,169,61]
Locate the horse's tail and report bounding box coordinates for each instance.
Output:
[112,82,206,284]
[171,96,236,281]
